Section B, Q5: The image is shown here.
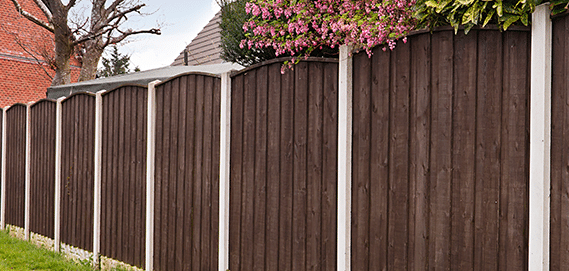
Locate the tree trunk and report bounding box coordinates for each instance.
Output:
[51,14,74,86]
[78,38,104,82]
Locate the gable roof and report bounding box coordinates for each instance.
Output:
[172,11,223,66]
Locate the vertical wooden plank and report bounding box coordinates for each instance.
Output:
[500,31,529,271]
[201,76,213,271]
[429,31,453,271]
[351,52,371,271]
[307,62,323,271]
[127,87,137,266]
[450,30,477,270]
[278,68,294,271]
[167,79,180,271]
[240,70,256,271]
[175,78,187,271]
[558,16,569,270]
[159,82,172,271]
[409,33,431,271]
[369,46,390,271]
[192,75,205,271]
[549,16,563,271]
[229,74,244,270]
[474,30,503,270]
[322,62,338,271]
[211,77,221,270]
[253,66,268,271]
[183,75,196,271]
[266,63,281,271]
[387,37,411,270]
[293,62,308,271]
[117,90,126,259]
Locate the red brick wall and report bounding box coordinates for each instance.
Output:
[0,0,81,108]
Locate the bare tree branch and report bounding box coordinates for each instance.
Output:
[104,0,127,17]
[10,0,54,32]
[104,3,145,26]
[31,0,53,21]
[107,28,161,45]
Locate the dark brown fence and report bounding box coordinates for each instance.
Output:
[101,86,147,268]
[351,28,530,270]
[154,74,220,271]
[550,12,569,270]
[30,100,56,238]
[60,93,95,251]
[229,60,338,271]
[5,104,26,228]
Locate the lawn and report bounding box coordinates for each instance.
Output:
[0,230,93,270]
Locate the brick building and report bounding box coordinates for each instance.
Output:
[0,0,80,107]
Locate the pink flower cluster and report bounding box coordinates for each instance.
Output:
[240,0,416,60]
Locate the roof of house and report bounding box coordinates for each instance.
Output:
[46,62,243,99]
[171,10,223,66]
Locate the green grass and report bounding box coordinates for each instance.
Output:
[0,230,92,271]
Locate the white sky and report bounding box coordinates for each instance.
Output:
[104,0,221,71]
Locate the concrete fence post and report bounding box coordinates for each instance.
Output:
[93,92,104,267]
[24,103,31,240]
[218,72,232,271]
[529,3,553,271]
[337,44,353,271]
[0,106,8,230]
[54,98,64,252]
[146,80,160,271]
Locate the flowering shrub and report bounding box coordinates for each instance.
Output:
[240,0,417,68]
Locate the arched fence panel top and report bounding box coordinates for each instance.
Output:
[60,92,97,104]
[29,99,56,109]
[231,56,339,78]
[155,71,221,89]
[5,103,27,113]
[101,84,148,97]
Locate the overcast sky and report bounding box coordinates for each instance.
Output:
[108,0,221,70]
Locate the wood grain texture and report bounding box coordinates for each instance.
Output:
[29,101,56,238]
[60,94,95,251]
[229,61,338,271]
[154,74,220,271]
[100,86,147,268]
[351,29,530,270]
[5,105,26,228]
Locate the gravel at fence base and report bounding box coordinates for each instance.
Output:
[4,224,141,271]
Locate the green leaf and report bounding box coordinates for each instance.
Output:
[502,15,520,30]
[436,0,453,13]
[425,0,438,8]
[483,9,496,27]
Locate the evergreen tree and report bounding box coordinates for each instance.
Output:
[219,0,276,67]
[97,46,137,78]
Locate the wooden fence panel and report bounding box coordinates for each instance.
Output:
[550,12,569,270]
[100,86,146,268]
[351,28,530,270]
[5,104,26,228]
[60,93,95,251]
[229,60,338,271]
[154,74,220,271]
[30,100,56,238]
